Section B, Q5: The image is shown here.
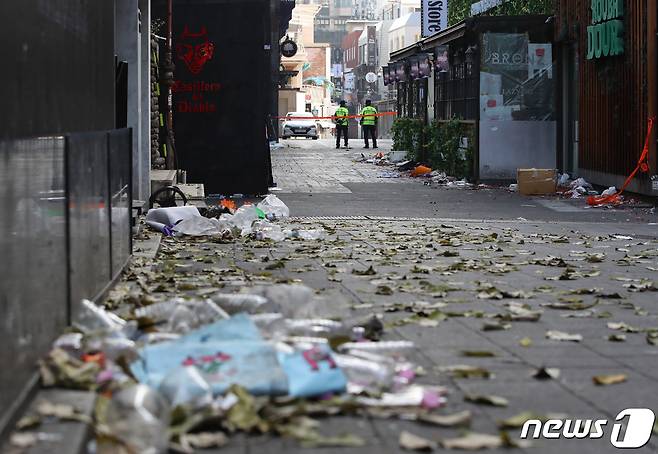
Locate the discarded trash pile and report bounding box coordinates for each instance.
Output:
[34,290,465,452]
[356,151,477,189]
[145,195,325,241]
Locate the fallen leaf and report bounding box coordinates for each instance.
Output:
[441,432,502,450]
[180,432,228,450]
[607,322,640,333]
[15,415,41,431]
[543,300,598,311]
[593,374,628,386]
[417,410,472,428]
[481,321,511,331]
[441,365,492,379]
[624,281,657,292]
[10,432,38,448]
[464,394,509,407]
[399,431,437,451]
[546,330,583,342]
[352,266,377,276]
[376,285,394,295]
[532,367,560,380]
[519,337,533,347]
[461,350,496,358]
[498,303,542,322]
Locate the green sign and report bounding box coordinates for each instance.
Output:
[586,0,624,60]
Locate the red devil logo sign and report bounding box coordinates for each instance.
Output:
[176,25,215,75]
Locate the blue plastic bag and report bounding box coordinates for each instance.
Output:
[278,346,347,398]
[131,315,288,396]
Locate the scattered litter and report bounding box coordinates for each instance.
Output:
[546,330,583,342]
[441,432,504,450]
[257,194,290,220]
[410,165,432,178]
[399,430,437,451]
[593,374,628,386]
[532,367,560,380]
[103,384,171,454]
[146,206,202,235]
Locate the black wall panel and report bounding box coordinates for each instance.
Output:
[156,0,272,195]
[0,0,115,138]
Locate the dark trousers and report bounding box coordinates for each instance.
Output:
[363,125,377,148]
[336,124,348,147]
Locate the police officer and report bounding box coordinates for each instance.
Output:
[334,100,349,149]
[360,100,378,149]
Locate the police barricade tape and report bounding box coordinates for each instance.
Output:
[273,112,398,120]
[587,116,655,206]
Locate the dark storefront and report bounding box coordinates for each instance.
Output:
[153,0,276,196]
[555,0,658,196]
[387,16,555,180]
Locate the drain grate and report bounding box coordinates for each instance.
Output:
[289,216,538,224]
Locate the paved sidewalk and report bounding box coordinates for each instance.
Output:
[272,139,657,225]
[120,217,658,454]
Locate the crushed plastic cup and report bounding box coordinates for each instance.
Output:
[253,220,285,241]
[338,340,415,353]
[104,384,170,454]
[231,204,260,235]
[53,333,84,353]
[210,293,272,315]
[75,299,133,338]
[601,186,617,197]
[257,194,290,220]
[558,173,570,187]
[333,353,394,394]
[173,216,231,237]
[135,299,228,328]
[356,384,447,408]
[285,229,327,240]
[158,365,213,409]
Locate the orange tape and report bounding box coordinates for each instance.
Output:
[587,117,655,206]
[273,112,398,120]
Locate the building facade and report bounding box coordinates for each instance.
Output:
[555,0,658,196]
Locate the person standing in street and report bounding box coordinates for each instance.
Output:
[360,100,378,149]
[334,101,349,149]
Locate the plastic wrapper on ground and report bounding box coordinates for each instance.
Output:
[253,220,286,241]
[104,384,171,454]
[158,365,214,409]
[257,194,290,219]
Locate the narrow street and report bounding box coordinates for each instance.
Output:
[6,2,658,454]
[113,141,657,453]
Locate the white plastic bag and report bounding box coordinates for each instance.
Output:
[173,216,231,237]
[231,205,260,235]
[257,195,290,219]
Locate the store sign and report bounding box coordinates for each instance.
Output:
[587,0,624,60]
[174,25,222,113]
[422,0,449,38]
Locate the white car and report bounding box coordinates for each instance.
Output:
[281,112,318,139]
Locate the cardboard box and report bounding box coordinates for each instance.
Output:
[517,169,557,195]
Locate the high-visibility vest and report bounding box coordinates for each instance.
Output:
[360,106,378,126]
[335,107,349,125]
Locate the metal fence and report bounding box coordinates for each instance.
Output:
[0,128,132,434]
